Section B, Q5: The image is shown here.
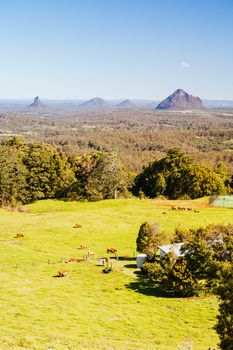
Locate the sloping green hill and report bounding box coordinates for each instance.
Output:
[1,198,232,349]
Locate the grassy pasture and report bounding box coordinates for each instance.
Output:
[0,198,232,349]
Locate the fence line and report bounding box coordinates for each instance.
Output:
[0,255,109,269]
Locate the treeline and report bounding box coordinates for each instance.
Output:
[0,137,232,206]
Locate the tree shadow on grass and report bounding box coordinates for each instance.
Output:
[126,280,187,298]
[125,280,165,297]
[118,256,136,261]
[125,271,179,298]
[124,263,137,269]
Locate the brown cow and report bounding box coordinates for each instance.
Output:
[171,206,177,210]
[15,232,24,238]
[106,248,118,255]
[58,269,68,277]
[177,207,185,211]
[78,244,87,250]
[73,223,82,228]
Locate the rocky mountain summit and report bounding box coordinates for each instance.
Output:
[156,89,204,110]
[78,97,109,108]
[28,96,46,109]
[116,99,137,108]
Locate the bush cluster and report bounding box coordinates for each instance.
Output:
[139,224,233,297]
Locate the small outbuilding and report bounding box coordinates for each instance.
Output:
[136,243,185,267]
[136,254,147,268]
[159,242,184,259]
[209,195,233,208]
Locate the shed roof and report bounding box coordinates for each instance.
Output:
[210,195,233,208]
[159,242,184,257]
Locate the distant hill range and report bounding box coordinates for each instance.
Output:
[116,99,137,108]
[78,97,109,108]
[0,95,232,113]
[156,89,204,110]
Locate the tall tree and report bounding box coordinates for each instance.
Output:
[0,138,74,205]
[186,163,227,198]
[68,152,131,201]
[136,222,161,258]
[23,142,74,201]
[87,153,131,200]
[133,148,193,198]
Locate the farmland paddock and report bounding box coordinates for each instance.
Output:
[0,198,232,349]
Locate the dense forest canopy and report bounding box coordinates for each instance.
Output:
[0,108,232,173]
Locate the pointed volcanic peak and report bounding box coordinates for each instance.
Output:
[116,99,137,108]
[78,97,109,108]
[28,96,47,110]
[156,89,204,110]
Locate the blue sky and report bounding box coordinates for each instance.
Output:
[0,0,232,100]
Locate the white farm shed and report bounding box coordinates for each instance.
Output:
[136,243,185,268]
[136,254,147,268]
[159,242,184,258]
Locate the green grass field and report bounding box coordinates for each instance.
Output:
[1,198,232,350]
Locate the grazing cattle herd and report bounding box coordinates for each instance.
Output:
[18,206,197,279]
[11,223,120,277]
[11,209,201,278]
[59,246,119,276]
[171,206,200,213]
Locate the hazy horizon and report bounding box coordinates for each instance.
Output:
[0,0,233,100]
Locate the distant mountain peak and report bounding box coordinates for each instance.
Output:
[78,97,109,108]
[156,89,204,110]
[116,99,137,108]
[33,96,40,104]
[28,96,46,109]
[174,89,187,96]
